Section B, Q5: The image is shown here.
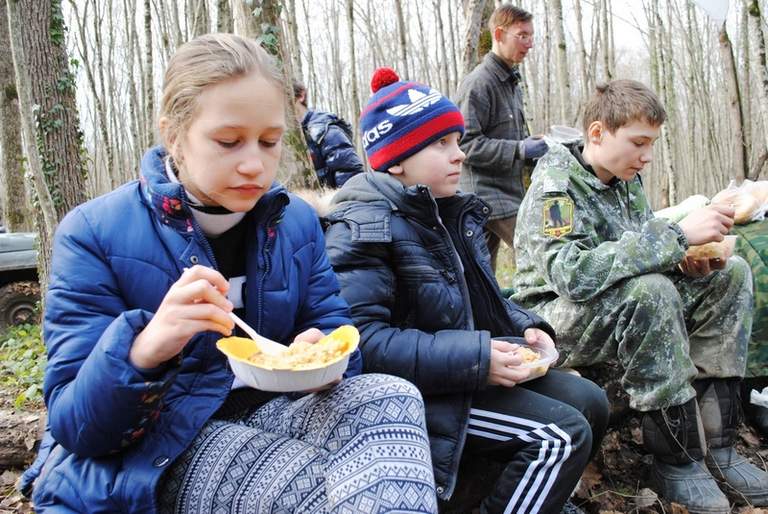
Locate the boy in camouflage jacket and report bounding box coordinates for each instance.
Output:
[513,80,768,513]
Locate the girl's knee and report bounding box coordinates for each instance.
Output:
[349,373,423,401]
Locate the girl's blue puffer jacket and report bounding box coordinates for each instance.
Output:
[21,146,361,513]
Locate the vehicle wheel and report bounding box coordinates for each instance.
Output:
[0,281,41,330]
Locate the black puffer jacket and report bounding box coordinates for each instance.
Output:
[324,172,554,499]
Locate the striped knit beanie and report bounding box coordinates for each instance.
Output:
[360,68,465,171]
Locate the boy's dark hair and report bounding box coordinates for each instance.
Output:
[582,80,667,134]
[293,81,307,106]
[488,4,533,32]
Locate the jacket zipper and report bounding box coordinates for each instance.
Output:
[179,189,219,270]
[420,187,475,331]
[256,219,279,334]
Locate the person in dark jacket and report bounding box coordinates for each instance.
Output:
[294,82,365,188]
[455,4,548,270]
[324,67,610,514]
[19,35,438,514]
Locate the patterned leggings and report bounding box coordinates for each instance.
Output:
[157,374,437,513]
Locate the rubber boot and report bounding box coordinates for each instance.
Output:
[642,398,730,514]
[697,378,768,506]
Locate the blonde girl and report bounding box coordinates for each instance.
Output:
[20,34,437,514]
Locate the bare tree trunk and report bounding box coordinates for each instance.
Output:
[217,0,233,32]
[7,0,88,291]
[152,0,175,66]
[394,0,409,77]
[125,0,144,171]
[433,0,450,94]
[68,0,115,189]
[345,0,360,149]
[719,24,748,182]
[461,0,488,76]
[572,0,589,123]
[754,149,767,179]
[188,0,210,37]
[740,0,752,163]
[601,0,613,79]
[285,0,302,79]
[256,0,315,189]
[144,0,155,150]
[748,0,768,180]
[542,0,551,130]
[552,0,569,124]
[328,4,343,117]
[645,0,673,207]
[300,0,317,97]
[446,0,459,92]
[415,3,432,84]
[0,0,30,232]
[169,0,186,44]
[661,1,677,205]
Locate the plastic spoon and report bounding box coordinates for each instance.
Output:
[228,312,286,356]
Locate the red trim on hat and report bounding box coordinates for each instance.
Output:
[368,111,465,169]
[360,82,418,118]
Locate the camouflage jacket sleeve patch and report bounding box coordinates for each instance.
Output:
[542,196,574,238]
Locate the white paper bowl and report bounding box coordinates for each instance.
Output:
[217,326,358,392]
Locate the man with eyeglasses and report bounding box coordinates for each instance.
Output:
[455,4,547,271]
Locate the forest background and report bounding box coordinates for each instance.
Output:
[1,2,768,511]
[2,0,768,289]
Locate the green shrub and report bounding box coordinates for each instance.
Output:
[0,323,45,408]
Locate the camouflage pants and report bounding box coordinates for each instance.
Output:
[532,257,753,412]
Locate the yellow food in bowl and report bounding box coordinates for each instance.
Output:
[248,334,351,370]
[514,346,549,376]
[218,325,359,371]
[517,346,540,363]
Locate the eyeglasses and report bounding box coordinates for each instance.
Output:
[503,29,534,43]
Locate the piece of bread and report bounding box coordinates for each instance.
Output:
[752,181,768,205]
[711,189,759,224]
[686,236,736,261]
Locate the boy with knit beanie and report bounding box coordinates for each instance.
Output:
[324,68,610,513]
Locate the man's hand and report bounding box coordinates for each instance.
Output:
[520,136,549,160]
[677,204,734,246]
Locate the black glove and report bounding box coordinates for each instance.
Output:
[519,137,549,160]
